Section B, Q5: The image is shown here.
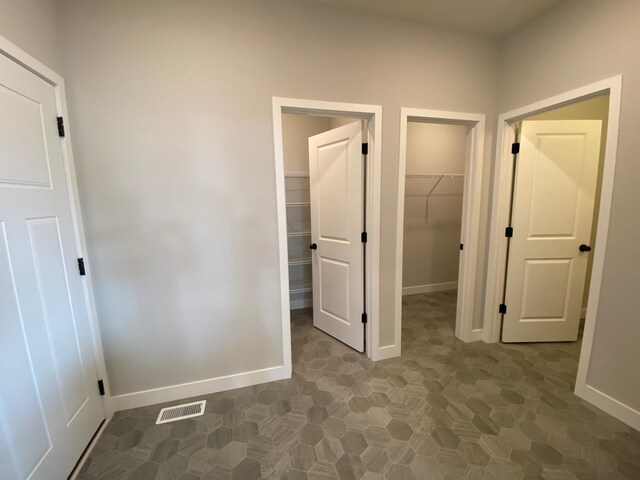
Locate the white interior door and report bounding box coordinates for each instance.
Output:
[502,120,601,342]
[0,53,104,479]
[308,121,365,352]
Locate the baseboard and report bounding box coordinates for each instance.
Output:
[402,282,457,296]
[576,383,640,431]
[373,344,401,361]
[290,298,312,310]
[110,365,289,412]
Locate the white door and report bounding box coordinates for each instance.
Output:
[0,53,104,479]
[308,121,365,352]
[502,120,601,342]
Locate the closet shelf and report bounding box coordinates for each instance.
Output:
[289,256,312,266]
[286,202,310,207]
[284,172,310,178]
[290,279,312,294]
[287,231,311,237]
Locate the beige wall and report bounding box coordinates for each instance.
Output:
[499,0,640,411]
[282,114,332,173]
[0,0,61,72]
[55,0,497,395]
[403,123,466,290]
[528,94,610,309]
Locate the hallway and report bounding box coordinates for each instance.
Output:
[79,292,640,479]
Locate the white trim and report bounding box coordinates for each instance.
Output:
[396,108,486,347]
[272,98,383,361]
[0,35,112,419]
[575,384,640,431]
[402,282,458,296]
[482,76,635,427]
[111,366,287,412]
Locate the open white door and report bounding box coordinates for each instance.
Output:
[502,120,601,342]
[0,53,104,478]
[308,121,365,352]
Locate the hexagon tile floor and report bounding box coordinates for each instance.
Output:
[78,291,640,480]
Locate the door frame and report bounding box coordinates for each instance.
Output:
[396,108,486,347]
[272,97,382,364]
[482,76,633,426]
[0,35,112,418]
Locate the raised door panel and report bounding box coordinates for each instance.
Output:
[317,140,350,243]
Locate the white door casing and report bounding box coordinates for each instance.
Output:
[0,53,104,479]
[308,121,365,352]
[502,120,601,342]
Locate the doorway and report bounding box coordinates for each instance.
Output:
[272,98,383,368]
[396,109,486,349]
[500,95,609,343]
[483,76,628,425]
[281,114,365,352]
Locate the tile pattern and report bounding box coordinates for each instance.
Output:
[78,291,640,479]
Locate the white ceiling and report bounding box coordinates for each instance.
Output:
[293,0,565,38]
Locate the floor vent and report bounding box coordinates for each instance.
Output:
[156,400,206,424]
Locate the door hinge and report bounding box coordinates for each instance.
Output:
[505,227,513,238]
[362,143,368,155]
[57,116,65,138]
[361,312,368,324]
[361,232,368,243]
[98,379,105,396]
[460,243,464,251]
[511,142,520,155]
[78,258,86,276]
[499,303,507,314]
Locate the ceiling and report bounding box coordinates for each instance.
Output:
[293,0,565,38]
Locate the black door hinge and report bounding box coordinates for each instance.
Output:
[361,232,368,243]
[499,303,507,314]
[78,258,86,276]
[505,227,513,238]
[511,142,520,155]
[361,312,368,324]
[362,143,368,155]
[98,379,105,396]
[57,117,65,137]
[460,244,464,251]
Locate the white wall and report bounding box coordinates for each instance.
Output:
[403,123,466,292]
[0,0,61,72]
[57,0,498,398]
[499,0,640,413]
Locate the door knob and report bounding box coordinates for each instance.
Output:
[309,243,317,250]
[579,244,592,252]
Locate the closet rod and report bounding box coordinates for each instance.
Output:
[405,174,464,178]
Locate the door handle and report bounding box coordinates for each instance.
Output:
[579,244,592,252]
[309,243,317,250]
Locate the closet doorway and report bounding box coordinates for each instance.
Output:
[272,98,383,366]
[396,109,485,346]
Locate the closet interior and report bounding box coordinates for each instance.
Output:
[403,122,468,301]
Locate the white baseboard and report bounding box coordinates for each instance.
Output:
[402,282,457,296]
[575,383,640,431]
[290,298,312,310]
[373,344,401,361]
[110,365,289,412]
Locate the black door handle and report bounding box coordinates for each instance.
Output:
[309,243,317,250]
[579,244,592,252]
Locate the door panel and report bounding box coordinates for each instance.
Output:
[309,121,364,352]
[0,53,104,479]
[502,120,601,342]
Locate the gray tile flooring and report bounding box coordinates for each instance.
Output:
[78,291,640,479]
